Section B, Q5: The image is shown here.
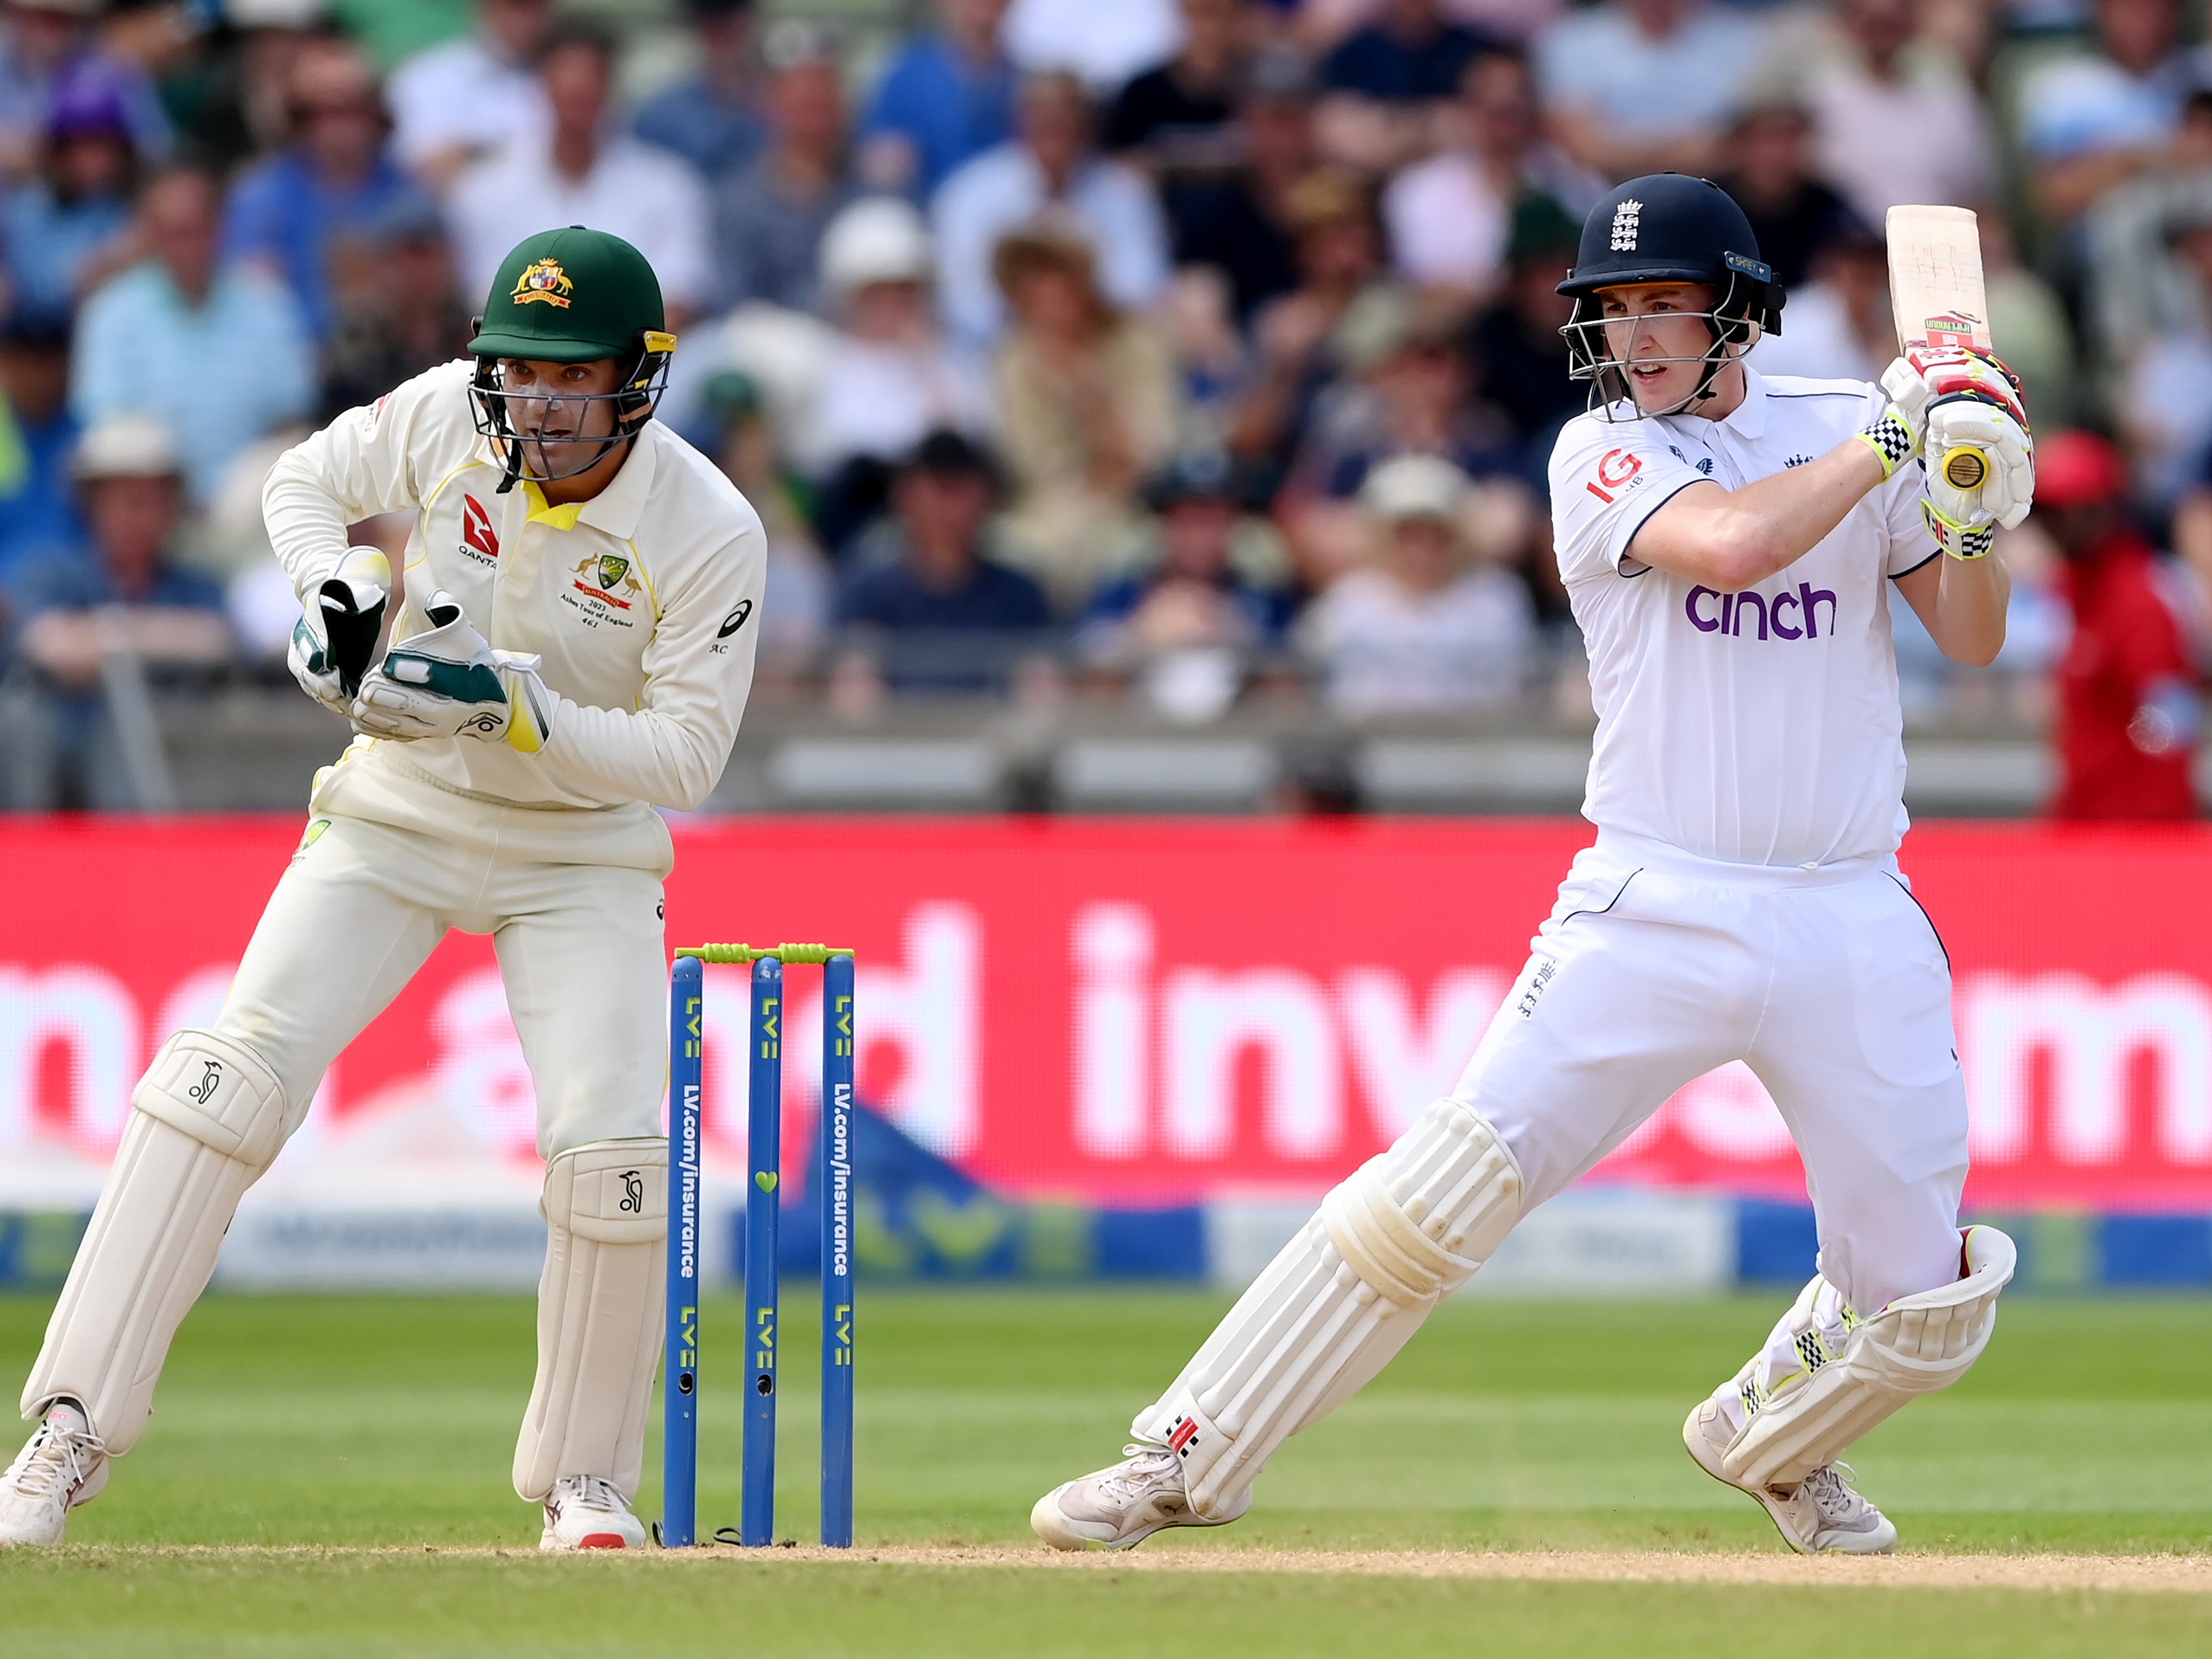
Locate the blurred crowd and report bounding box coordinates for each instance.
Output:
[0,0,2205,812]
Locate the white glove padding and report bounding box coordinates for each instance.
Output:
[1926,396,2035,532]
[287,546,389,716]
[351,591,556,751]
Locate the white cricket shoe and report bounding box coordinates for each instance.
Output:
[0,1400,109,1548]
[1031,1443,1248,1551]
[1684,1400,1898,1555]
[539,1475,647,1552]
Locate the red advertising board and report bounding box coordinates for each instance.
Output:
[2,817,2209,1209]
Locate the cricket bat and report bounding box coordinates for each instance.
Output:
[1885,204,1995,494]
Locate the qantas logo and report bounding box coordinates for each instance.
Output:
[461,495,499,565]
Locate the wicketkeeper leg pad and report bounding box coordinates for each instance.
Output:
[1133,1099,1522,1520]
[22,1030,290,1452]
[1720,1225,2016,1490]
[513,1139,667,1505]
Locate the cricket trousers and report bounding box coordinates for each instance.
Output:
[23,748,674,1476]
[1462,828,1970,1319]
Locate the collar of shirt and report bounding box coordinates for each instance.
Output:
[506,421,661,539]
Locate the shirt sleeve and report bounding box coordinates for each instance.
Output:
[260,361,459,602]
[1547,416,1711,585]
[532,502,768,812]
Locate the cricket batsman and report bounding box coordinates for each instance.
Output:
[0,227,765,1551]
[1033,175,2035,1557]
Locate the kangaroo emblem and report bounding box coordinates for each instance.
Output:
[619,1170,644,1213]
[187,1060,223,1104]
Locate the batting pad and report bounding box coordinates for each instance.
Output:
[1722,1225,2017,1490]
[513,1139,667,1504]
[1135,1100,1522,1520]
[23,1030,289,1453]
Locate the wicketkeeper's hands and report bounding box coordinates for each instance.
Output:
[288,546,389,716]
[351,591,556,750]
[1880,347,2036,559]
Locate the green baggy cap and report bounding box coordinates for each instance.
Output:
[469,225,668,363]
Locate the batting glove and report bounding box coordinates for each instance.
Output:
[351,591,556,751]
[288,546,389,716]
[1887,348,2034,557]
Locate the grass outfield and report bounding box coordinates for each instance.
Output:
[1,1290,2208,1655]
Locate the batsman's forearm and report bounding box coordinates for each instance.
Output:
[1929,549,2010,666]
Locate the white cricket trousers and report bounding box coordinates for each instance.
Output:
[216,758,673,1160]
[1457,828,1970,1317]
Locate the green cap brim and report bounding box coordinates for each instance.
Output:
[468,331,630,363]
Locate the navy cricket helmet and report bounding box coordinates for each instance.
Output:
[1556,174,1785,416]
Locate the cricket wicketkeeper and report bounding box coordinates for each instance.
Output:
[1,226,765,1551]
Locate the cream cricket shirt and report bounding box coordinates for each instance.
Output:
[264,359,767,817]
[1547,368,1937,869]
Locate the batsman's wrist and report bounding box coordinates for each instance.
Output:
[1855,414,1918,479]
[1921,500,1994,560]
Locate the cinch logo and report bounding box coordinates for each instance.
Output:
[1686,582,1837,641]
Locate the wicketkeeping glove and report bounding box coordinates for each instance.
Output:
[351,591,556,751]
[288,546,390,716]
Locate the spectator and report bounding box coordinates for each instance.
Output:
[1300,452,1536,713]
[1290,296,1516,502]
[1747,214,1892,383]
[990,226,1182,607]
[2020,0,2209,227]
[13,415,230,807]
[2116,195,2212,504]
[1006,0,1183,95]
[631,0,767,186]
[386,0,555,192]
[1712,97,1854,293]
[703,369,830,679]
[1104,0,1251,184]
[318,196,474,419]
[2084,89,2212,376]
[1464,192,1584,469]
[0,0,169,183]
[1078,450,1294,721]
[168,0,334,178]
[1225,167,1395,467]
[70,167,314,505]
[796,197,994,541]
[1535,0,1769,180]
[2035,431,2203,820]
[0,309,79,576]
[1299,0,1565,50]
[1317,0,1499,171]
[858,0,1017,200]
[1383,46,1602,298]
[222,39,430,342]
[710,22,860,316]
[1166,42,1315,325]
[932,69,1170,347]
[1,62,139,324]
[1797,0,1996,227]
[447,22,714,327]
[834,429,1052,691]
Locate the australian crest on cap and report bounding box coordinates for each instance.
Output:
[511,258,574,310]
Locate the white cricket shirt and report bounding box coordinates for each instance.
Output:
[1547,367,1938,868]
[263,359,767,814]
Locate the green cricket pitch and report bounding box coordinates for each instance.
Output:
[2,1289,2208,1656]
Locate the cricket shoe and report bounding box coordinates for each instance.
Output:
[540,1475,647,1552]
[0,1400,109,1547]
[1031,1443,1248,1551]
[1683,1400,1897,1555]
